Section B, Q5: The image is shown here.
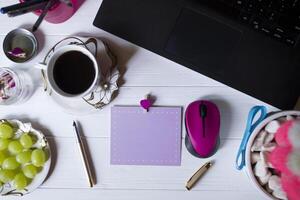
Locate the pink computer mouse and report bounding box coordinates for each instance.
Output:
[185,100,221,158]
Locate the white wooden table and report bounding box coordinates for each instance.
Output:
[0,1,278,199]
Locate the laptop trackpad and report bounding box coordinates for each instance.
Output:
[165,8,242,73]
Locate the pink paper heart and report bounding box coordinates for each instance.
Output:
[140,99,152,110]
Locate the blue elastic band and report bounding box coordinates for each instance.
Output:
[235,106,267,170]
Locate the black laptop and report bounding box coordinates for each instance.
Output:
[93,0,300,109]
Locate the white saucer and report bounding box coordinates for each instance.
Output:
[41,36,119,115]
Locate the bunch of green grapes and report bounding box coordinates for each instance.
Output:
[0,121,47,190]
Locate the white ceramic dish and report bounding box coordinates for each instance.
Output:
[42,37,119,115]
[245,110,300,200]
[0,119,51,196]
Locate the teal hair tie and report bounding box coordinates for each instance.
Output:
[236,106,267,170]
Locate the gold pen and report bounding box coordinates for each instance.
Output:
[186,161,212,190]
[73,121,95,188]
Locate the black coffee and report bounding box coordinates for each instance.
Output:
[53,51,96,95]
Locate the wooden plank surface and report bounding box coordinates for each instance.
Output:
[6,189,265,200]
[0,86,277,139]
[0,0,274,199]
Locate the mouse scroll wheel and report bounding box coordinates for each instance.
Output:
[200,104,207,119]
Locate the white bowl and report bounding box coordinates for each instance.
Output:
[245,110,300,200]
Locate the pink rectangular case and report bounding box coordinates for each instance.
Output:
[20,0,84,24]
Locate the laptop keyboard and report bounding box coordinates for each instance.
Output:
[205,0,300,46]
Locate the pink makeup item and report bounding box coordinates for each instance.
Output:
[185,100,221,158]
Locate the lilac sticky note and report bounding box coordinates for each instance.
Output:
[111,106,182,166]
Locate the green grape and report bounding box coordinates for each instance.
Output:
[0,181,3,187]
[31,149,46,167]
[2,157,20,170]
[16,150,32,164]
[0,151,6,165]
[0,169,15,183]
[13,173,27,190]
[0,122,14,139]
[22,164,37,179]
[8,140,23,154]
[0,138,10,150]
[19,133,33,149]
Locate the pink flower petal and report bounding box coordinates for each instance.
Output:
[281,174,300,200]
[275,120,294,147]
[268,146,293,176]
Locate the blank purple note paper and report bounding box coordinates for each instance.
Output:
[111,106,182,166]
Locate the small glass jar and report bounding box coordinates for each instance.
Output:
[0,67,32,105]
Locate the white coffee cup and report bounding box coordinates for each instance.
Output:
[36,45,100,98]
